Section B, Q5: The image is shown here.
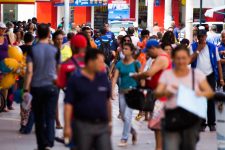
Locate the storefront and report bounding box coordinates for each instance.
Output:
[0,0,35,23]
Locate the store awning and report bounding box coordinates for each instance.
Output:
[205,5,225,18]
[0,0,35,4]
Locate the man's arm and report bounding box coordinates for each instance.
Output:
[220,59,225,64]
[133,56,167,79]
[216,47,224,86]
[218,61,224,85]
[24,62,33,91]
[190,43,206,64]
[64,104,73,140]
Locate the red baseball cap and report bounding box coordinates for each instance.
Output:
[71,34,87,49]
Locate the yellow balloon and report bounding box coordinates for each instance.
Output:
[0,73,16,89]
[4,58,20,72]
[8,46,23,62]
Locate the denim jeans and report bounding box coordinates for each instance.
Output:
[25,110,34,133]
[31,85,59,150]
[119,93,135,140]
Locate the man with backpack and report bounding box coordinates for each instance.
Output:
[95,28,113,66]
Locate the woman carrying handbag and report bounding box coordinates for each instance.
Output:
[111,43,141,147]
[154,46,214,150]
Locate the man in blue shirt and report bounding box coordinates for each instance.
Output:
[190,29,224,132]
[218,30,225,91]
[95,28,114,66]
[24,23,60,150]
[104,23,115,40]
[64,49,112,150]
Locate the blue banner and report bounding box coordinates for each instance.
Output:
[155,0,160,6]
[55,0,107,6]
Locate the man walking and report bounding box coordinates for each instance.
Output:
[218,30,225,91]
[24,23,60,150]
[64,49,112,150]
[190,29,224,132]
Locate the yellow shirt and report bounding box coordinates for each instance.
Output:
[61,45,72,62]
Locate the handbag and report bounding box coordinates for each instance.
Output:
[164,69,200,131]
[124,61,155,111]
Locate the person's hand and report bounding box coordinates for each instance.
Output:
[220,79,225,87]
[131,73,139,80]
[64,126,72,141]
[166,85,178,98]
[220,50,225,55]
[164,90,174,98]
[197,43,206,52]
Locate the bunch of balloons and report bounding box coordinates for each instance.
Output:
[0,46,26,89]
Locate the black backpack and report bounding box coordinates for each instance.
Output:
[99,38,112,66]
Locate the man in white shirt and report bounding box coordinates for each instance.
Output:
[190,29,224,132]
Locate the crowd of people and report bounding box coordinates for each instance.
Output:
[0,17,225,150]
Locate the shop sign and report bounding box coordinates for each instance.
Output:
[0,0,34,3]
[108,0,130,20]
[54,0,107,6]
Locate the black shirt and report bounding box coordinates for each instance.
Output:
[64,70,111,122]
[20,45,32,55]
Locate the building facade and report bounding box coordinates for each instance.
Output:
[0,0,224,30]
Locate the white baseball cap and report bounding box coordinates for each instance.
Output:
[0,22,6,29]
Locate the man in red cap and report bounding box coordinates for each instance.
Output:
[57,34,88,89]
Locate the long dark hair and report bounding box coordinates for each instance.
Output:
[121,35,132,46]
[161,31,175,45]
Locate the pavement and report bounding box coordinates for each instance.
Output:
[0,92,218,150]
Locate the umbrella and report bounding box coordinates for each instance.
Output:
[205,5,225,18]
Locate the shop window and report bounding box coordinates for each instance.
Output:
[3,4,18,23]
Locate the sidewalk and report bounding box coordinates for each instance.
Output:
[0,97,217,150]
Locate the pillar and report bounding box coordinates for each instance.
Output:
[185,0,193,42]
[164,0,172,30]
[135,0,139,25]
[147,0,154,32]
[91,6,94,29]
[64,0,70,34]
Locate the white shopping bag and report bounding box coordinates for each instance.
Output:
[176,85,207,119]
[22,93,33,110]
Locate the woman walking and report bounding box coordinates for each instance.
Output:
[155,45,214,150]
[112,43,140,147]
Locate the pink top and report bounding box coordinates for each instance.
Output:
[159,69,206,109]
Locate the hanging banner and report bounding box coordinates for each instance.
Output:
[0,0,34,3]
[54,0,107,6]
[108,0,130,21]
